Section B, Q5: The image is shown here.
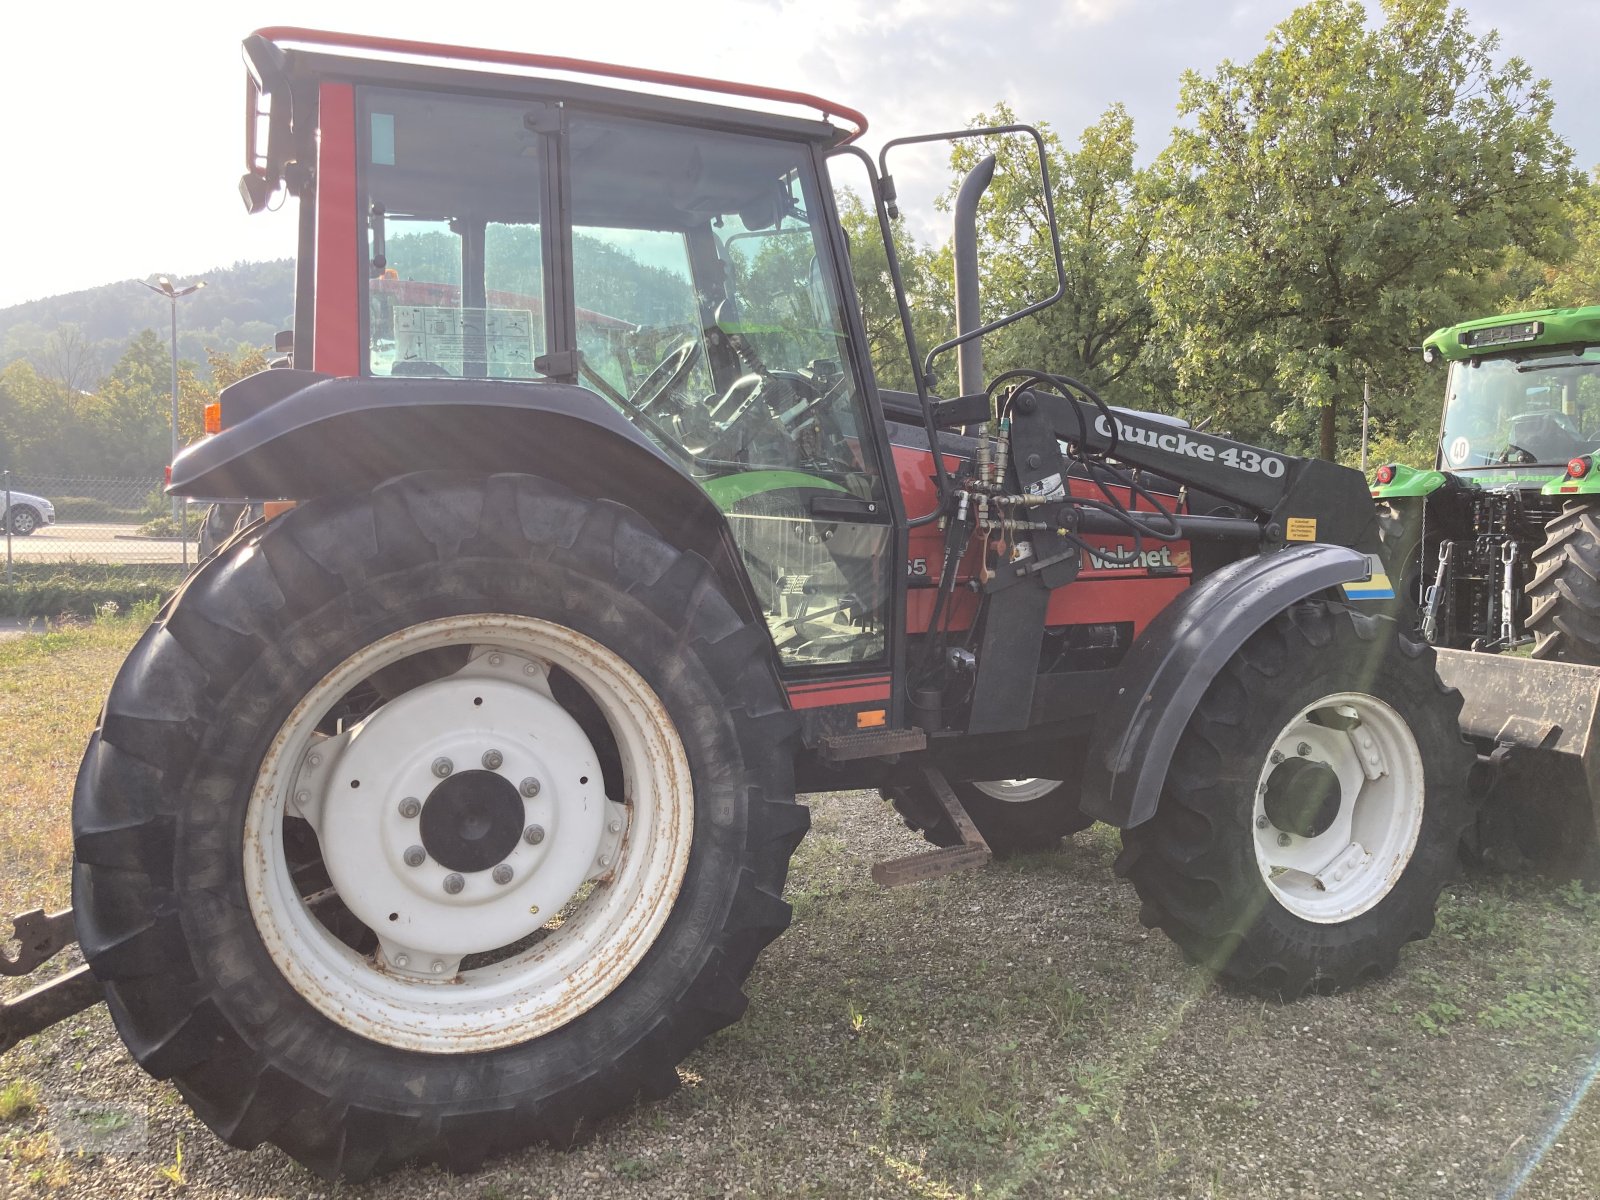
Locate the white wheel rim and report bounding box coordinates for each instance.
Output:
[1251,691,1424,923]
[969,778,1061,803]
[242,614,693,1053]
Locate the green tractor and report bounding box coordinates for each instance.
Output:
[1372,306,1600,868]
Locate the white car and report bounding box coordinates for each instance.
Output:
[3,489,56,536]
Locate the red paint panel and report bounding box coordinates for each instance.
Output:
[895,441,1192,641]
[313,82,361,378]
[785,677,892,709]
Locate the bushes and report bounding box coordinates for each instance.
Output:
[0,564,183,619]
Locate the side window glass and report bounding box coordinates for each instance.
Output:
[361,91,546,378]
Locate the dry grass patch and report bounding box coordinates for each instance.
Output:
[0,610,148,924]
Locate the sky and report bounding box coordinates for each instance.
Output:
[3,0,1598,311]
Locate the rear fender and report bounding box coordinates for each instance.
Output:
[169,371,763,623]
[1079,543,1371,829]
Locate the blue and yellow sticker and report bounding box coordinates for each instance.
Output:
[1343,553,1396,601]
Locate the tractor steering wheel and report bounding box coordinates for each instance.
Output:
[629,336,700,412]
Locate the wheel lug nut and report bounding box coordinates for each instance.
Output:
[1269,750,1284,765]
[482,749,504,770]
[1296,742,1313,757]
[443,873,465,895]
[492,864,514,885]
[431,960,446,975]
[1255,815,1269,830]
[1277,832,1293,847]
[395,953,410,969]
[398,797,421,819]
[524,824,545,845]
[433,757,454,778]
[520,777,541,798]
[488,654,503,666]
[403,845,426,867]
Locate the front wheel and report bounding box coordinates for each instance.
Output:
[1117,600,1472,997]
[7,505,39,536]
[72,474,806,1179]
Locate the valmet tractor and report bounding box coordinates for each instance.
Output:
[1,28,1472,1180]
[1371,306,1600,869]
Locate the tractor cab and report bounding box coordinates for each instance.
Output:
[238,29,897,678]
[1426,308,1600,479]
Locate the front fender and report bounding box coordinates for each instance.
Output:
[1079,543,1372,829]
[169,371,762,623]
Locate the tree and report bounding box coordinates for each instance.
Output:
[943,103,1160,404]
[1520,168,1600,309]
[1146,0,1579,460]
[837,192,953,394]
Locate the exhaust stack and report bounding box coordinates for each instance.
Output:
[953,154,997,397]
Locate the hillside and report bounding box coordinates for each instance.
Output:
[0,259,294,380]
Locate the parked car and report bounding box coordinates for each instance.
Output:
[3,489,55,536]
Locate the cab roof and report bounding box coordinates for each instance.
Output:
[1422,305,1600,362]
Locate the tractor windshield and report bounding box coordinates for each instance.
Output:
[1440,350,1600,469]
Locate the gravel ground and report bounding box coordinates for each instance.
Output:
[3,624,1600,1198]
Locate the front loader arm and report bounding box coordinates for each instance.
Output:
[1007,389,1381,554]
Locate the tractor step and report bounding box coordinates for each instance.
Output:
[818,727,926,763]
[872,766,992,887]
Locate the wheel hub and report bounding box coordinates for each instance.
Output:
[1262,757,1342,838]
[420,770,525,872]
[299,655,618,978]
[1251,693,1425,923]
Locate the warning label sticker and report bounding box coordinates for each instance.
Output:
[1285,517,1318,542]
[394,306,536,375]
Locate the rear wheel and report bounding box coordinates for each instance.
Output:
[1528,500,1600,665]
[72,473,805,1179]
[886,774,1093,858]
[1118,600,1471,997]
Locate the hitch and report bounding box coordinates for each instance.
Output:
[0,909,103,1056]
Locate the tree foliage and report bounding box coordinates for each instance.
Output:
[942,103,1159,403]
[1145,0,1577,459]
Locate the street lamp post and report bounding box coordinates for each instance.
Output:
[138,277,205,523]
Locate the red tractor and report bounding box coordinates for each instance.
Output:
[6,28,1471,1179]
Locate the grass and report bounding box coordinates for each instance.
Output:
[0,606,151,921]
[0,1079,36,1121]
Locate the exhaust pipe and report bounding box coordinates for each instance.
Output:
[953,154,997,397]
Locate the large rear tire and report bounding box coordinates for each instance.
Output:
[71,472,805,1179]
[1117,600,1472,997]
[1528,500,1600,665]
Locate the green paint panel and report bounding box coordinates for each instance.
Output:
[1423,305,1600,362]
[1542,471,1600,497]
[702,470,848,511]
[1369,463,1447,499]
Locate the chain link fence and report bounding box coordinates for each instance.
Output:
[2,471,201,614]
